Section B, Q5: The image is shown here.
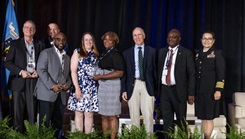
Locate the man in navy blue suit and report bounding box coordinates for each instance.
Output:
[121,27,157,133]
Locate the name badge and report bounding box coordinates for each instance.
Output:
[162,69,168,76]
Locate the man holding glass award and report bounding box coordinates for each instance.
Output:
[35,32,71,138]
[5,20,44,132]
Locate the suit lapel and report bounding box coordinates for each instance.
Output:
[130,47,135,70]
[52,47,63,72]
[143,46,148,68]
[33,40,40,62]
[175,46,182,71]
[20,38,27,63]
[160,48,168,71]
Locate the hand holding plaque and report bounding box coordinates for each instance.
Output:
[26,61,35,74]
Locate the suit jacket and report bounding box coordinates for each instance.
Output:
[195,47,225,94]
[42,37,53,49]
[158,45,196,102]
[121,45,157,100]
[35,47,71,105]
[5,38,44,92]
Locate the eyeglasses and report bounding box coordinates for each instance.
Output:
[23,26,35,31]
[54,38,66,42]
[201,38,213,42]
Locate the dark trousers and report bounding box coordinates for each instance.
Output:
[39,94,64,138]
[160,85,187,139]
[12,79,37,132]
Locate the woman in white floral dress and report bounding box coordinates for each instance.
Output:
[67,32,99,134]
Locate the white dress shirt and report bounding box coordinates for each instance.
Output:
[134,44,144,78]
[161,45,179,85]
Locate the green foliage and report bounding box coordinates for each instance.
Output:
[4,116,245,139]
[0,116,15,139]
[6,129,26,139]
[0,116,10,137]
[66,130,89,139]
[66,129,110,139]
[189,126,203,139]
[66,125,157,139]
[118,124,157,139]
[225,124,245,139]
[164,123,203,139]
[7,117,56,139]
[25,120,55,139]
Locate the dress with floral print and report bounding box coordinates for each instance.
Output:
[67,49,98,112]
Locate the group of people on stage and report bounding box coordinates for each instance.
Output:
[4,19,225,139]
[4,20,71,138]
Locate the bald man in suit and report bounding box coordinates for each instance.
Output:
[158,29,195,139]
[35,32,71,138]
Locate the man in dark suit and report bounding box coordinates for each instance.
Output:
[121,27,157,133]
[158,29,195,138]
[42,23,60,49]
[4,20,43,132]
[42,23,68,52]
[35,32,71,138]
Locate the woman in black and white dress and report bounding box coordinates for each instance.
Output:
[93,31,125,139]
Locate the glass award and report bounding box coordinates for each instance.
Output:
[87,63,99,77]
[26,61,35,74]
[57,74,66,85]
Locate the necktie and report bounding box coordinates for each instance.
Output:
[166,49,173,85]
[138,47,144,80]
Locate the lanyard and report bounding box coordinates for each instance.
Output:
[25,46,34,60]
[98,47,113,63]
[166,46,178,68]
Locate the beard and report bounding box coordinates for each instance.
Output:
[54,44,64,51]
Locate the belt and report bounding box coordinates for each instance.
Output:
[162,84,176,88]
[135,78,145,81]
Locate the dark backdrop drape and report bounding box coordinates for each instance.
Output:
[1,0,244,116]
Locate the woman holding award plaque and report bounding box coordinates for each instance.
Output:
[67,32,99,134]
[93,31,125,139]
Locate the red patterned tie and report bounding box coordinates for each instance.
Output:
[166,49,173,85]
